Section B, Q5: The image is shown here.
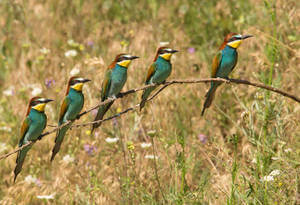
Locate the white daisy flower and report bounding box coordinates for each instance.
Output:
[0,143,7,152]
[159,42,169,46]
[0,126,12,132]
[25,175,37,184]
[40,47,50,54]
[31,87,42,96]
[145,155,158,159]
[262,175,274,182]
[269,170,280,176]
[284,148,292,153]
[62,154,75,163]
[70,66,80,76]
[3,86,14,96]
[105,137,119,143]
[140,143,152,148]
[64,49,77,58]
[37,194,55,199]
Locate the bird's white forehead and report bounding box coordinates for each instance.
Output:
[122,54,132,58]
[37,98,47,102]
[75,77,84,81]
[164,48,172,52]
[234,34,242,38]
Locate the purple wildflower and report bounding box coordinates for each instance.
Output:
[198,134,207,144]
[112,118,118,128]
[91,109,98,117]
[35,179,42,187]
[45,78,55,89]
[87,40,94,47]
[188,47,196,54]
[84,144,97,156]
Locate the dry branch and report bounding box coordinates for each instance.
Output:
[0,77,299,161]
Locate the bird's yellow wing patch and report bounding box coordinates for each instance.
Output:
[101,69,112,101]
[19,117,31,146]
[145,63,157,84]
[59,97,69,123]
[211,51,222,78]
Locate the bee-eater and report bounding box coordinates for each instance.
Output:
[139,47,178,111]
[14,97,53,182]
[50,77,91,161]
[91,54,139,133]
[201,33,253,116]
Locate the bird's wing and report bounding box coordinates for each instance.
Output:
[211,51,222,78]
[59,97,70,124]
[145,62,157,84]
[231,52,238,71]
[101,69,112,101]
[19,117,31,147]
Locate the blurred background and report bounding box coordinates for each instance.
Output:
[0,0,299,204]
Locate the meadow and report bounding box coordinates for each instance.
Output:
[0,0,299,204]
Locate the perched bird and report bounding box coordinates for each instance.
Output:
[14,97,53,182]
[50,77,91,161]
[140,47,178,111]
[201,33,253,116]
[91,54,139,133]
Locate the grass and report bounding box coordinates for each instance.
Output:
[0,0,299,204]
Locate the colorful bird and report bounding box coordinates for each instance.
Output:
[201,33,253,116]
[50,77,91,161]
[14,97,53,182]
[140,47,178,111]
[91,54,139,133]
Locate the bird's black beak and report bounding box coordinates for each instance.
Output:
[129,56,139,60]
[82,79,91,83]
[242,35,253,40]
[44,99,54,103]
[170,49,179,53]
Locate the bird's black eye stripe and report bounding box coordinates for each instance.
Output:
[30,100,40,106]
[117,56,128,62]
[159,49,168,54]
[229,36,241,42]
[70,79,80,85]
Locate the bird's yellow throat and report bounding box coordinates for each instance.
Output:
[117,60,131,68]
[71,83,83,91]
[32,103,46,112]
[227,40,242,48]
[160,53,172,60]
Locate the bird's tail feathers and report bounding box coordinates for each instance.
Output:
[50,124,70,161]
[139,87,155,111]
[14,146,31,182]
[201,86,217,116]
[91,102,114,133]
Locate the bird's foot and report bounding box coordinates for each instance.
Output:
[224,77,231,83]
[109,95,117,101]
[117,92,124,98]
[76,114,81,120]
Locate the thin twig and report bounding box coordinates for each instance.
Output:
[0,77,299,161]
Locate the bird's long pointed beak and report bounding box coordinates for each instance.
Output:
[170,49,179,53]
[44,99,54,103]
[129,56,139,60]
[82,79,91,83]
[242,35,253,40]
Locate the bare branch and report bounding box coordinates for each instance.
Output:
[0,77,298,161]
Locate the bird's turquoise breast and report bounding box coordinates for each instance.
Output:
[25,109,47,142]
[216,46,238,78]
[109,65,127,96]
[64,88,84,121]
[151,57,172,83]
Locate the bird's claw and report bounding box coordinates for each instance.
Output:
[117,92,124,98]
